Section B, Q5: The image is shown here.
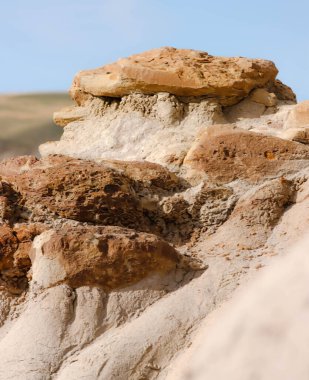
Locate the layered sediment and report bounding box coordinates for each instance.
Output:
[1,47,309,379]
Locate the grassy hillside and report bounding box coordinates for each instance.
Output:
[0,93,72,159]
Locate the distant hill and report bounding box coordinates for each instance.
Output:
[0,93,72,159]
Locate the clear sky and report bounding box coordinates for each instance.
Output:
[1,0,308,100]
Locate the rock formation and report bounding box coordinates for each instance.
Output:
[70,47,280,105]
[1,47,309,379]
[168,235,309,380]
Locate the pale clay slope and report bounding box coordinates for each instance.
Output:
[1,47,309,379]
[167,234,309,380]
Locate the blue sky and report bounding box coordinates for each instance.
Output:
[1,0,308,100]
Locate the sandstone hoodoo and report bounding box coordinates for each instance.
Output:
[1,47,309,379]
[70,47,283,106]
[40,47,296,168]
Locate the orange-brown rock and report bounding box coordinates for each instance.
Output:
[70,47,278,106]
[30,225,180,289]
[0,181,20,223]
[0,223,46,294]
[100,159,180,191]
[0,225,18,267]
[0,157,38,224]
[13,223,47,271]
[184,125,309,183]
[266,79,296,102]
[0,155,38,177]
[0,155,183,232]
[1,155,146,228]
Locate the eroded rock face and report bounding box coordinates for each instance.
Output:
[174,235,309,380]
[224,98,266,122]
[71,47,278,106]
[195,177,295,257]
[40,47,297,167]
[184,124,309,183]
[30,225,181,290]
[0,223,46,294]
[0,155,148,229]
[280,127,309,144]
[250,88,277,107]
[98,159,181,191]
[1,48,309,380]
[41,93,227,168]
[266,79,296,102]
[0,155,237,247]
[0,181,20,224]
[159,182,237,243]
[284,100,309,129]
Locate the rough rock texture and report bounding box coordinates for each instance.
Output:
[0,223,46,294]
[40,48,296,168]
[0,155,148,229]
[0,180,20,224]
[1,48,309,379]
[30,225,182,290]
[266,79,296,102]
[201,177,295,253]
[183,124,309,183]
[40,93,227,167]
[40,91,297,169]
[70,47,279,106]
